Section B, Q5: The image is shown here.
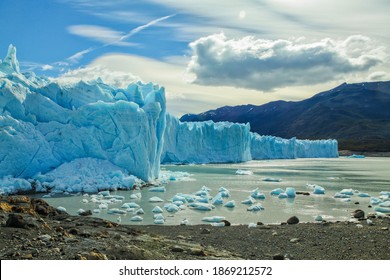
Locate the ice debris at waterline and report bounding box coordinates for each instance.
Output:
[1,45,338,194]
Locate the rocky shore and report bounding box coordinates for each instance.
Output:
[1,195,389,260]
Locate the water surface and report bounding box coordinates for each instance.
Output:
[39,157,390,225]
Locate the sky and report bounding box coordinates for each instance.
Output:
[0,0,389,116]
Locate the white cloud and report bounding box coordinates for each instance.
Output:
[67,25,137,46]
[187,33,386,91]
[54,65,139,88]
[20,61,54,71]
[368,71,390,81]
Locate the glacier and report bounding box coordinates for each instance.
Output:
[162,114,252,163]
[0,45,338,194]
[250,133,339,159]
[1,45,166,183]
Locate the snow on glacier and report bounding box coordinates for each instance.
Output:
[1,45,339,194]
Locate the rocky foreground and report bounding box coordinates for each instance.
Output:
[1,195,389,260]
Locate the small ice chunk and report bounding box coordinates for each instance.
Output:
[154,218,165,224]
[135,208,144,215]
[107,208,127,214]
[278,193,288,199]
[270,188,284,196]
[374,207,390,213]
[98,190,110,197]
[358,193,370,198]
[130,215,143,222]
[219,187,229,193]
[195,190,209,197]
[313,185,325,195]
[236,169,253,175]
[247,203,264,211]
[164,203,180,213]
[82,199,89,203]
[121,202,140,209]
[188,202,215,211]
[241,197,256,205]
[251,188,266,199]
[56,206,66,212]
[315,215,323,222]
[149,186,166,192]
[77,208,86,214]
[212,194,224,205]
[180,218,190,226]
[98,203,108,209]
[341,198,351,203]
[152,206,164,213]
[42,194,51,198]
[285,187,296,198]
[149,196,164,203]
[248,223,257,228]
[173,201,184,206]
[130,193,142,199]
[172,195,186,203]
[93,209,100,213]
[201,216,225,222]
[379,201,390,207]
[334,193,351,199]
[371,197,382,205]
[340,188,355,195]
[211,222,225,227]
[195,196,210,203]
[153,213,165,220]
[224,200,235,208]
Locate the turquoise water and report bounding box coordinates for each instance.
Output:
[39,157,390,225]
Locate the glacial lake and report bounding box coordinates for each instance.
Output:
[38,157,390,225]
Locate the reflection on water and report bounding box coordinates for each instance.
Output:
[37,157,390,225]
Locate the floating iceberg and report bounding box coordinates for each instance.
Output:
[285,187,296,198]
[188,202,215,211]
[313,185,325,195]
[201,216,225,222]
[270,188,285,196]
[251,188,266,199]
[236,170,253,175]
[130,215,143,222]
[224,200,236,208]
[247,203,264,211]
[149,196,164,203]
[152,206,163,213]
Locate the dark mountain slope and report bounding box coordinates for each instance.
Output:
[180,81,390,151]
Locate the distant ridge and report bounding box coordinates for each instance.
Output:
[180,81,390,152]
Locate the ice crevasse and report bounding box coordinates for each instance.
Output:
[0,45,338,193]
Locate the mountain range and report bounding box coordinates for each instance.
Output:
[180,81,390,152]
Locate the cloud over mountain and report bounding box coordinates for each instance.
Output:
[187,33,386,91]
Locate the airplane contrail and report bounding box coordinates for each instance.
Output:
[64,14,176,65]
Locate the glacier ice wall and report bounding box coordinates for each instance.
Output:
[162,114,252,163]
[250,133,338,159]
[0,45,166,181]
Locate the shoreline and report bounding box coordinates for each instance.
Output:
[1,195,389,260]
[338,150,390,157]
